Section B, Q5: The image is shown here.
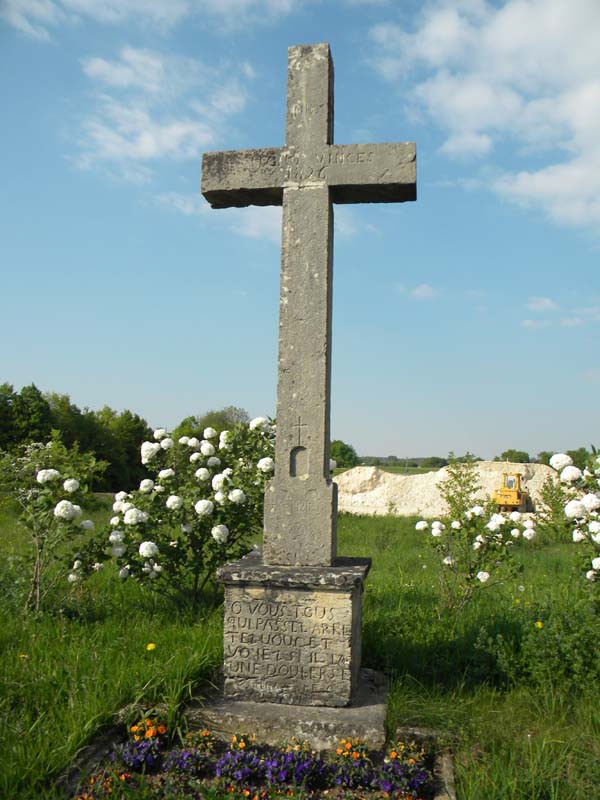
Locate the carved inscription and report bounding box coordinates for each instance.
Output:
[223,587,355,703]
[246,148,378,183]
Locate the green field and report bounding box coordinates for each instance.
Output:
[334,465,436,476]
[1,500,598,799]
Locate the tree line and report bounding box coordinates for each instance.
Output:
[0,383,250,492]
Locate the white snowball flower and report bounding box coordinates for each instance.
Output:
[219,430,230,443]
[588,521,600,534]
[178,436,190,445]
[211,524,229,544]
[72,504,82,518]
[141,441,161,464]
[549,453,573,471]
[223,467,233,477]
[431,529,442,538]
[153,428,167,440]
[522,528,535,540]
[473,541,482,550]
[560,465,582,483]
[72,560,82,570]
[451,520,462,530]
[139,479,154,493]
[565,499,586,519]
[110,516,120,527]
[203,427,218,439]
[54,500,78,521]
[476,571,490,583]
[181,523,192,534]
[188,437,201,449]
[160,437,174,450]
[36,468,61,483]
[195,467,210,481]
[258,457,275,473]
[109,530,124,544]
[158,468,175,480]
[486,514,504,532]
[591,533,600,545]
[166,495,183,511]
[443,556,455,565]
[214,491,226,505]
[229,489,246,505]
[207,456,221,467]
[212,474,227,491]
[63,478,80,493]
[80,519,95,531]
[582,493,600,512]
[431,520,445,530]
[190,453,202,463]
[509,511,522,522]
[200,441,215,456]
[121,502,134,514]
[586,570,597,581]
[523,519,535,529]
[124,508,148,525]
[118,565,130,580]
[470,505,485,517]
[112,545,126,557]
[115,491,128,502]
[511,528,521,538]
[92,562,104,571]
[139,541,159,558]
[573,529,586,542]
[592,556,600,571]
[195,499,214,517]
[154,485,165,494]
[249,417,268,431]
[415,521,428,531]
[67,573,80,584]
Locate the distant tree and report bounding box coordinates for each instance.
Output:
[361,457,381,466]
[387,455,399,462]
[536,451,552,465]
[566,447,589,470]
[172,406,249,441]
[330,439,359,468]
[12,384,52,444]
[499,449,530,463]
[421,456,449,468]
[45,392,85,448]
[92,406,152,491]
[0,383,16,450]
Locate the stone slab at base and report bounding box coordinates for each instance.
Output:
[187,668,388,751]
[217,553,370,707]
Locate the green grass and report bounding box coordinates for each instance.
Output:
[333,465,436,476]
[1,506,598,799]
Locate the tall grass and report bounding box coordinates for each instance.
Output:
[1,507,598,798]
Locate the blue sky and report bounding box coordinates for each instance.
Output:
[1,0,598,459]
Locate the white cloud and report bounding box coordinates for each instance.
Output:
[560,317,583,327]
[2,0,309,38]
[411,283,438,299]
[368,0,600,231]
[155,192,209,216]
[75,47,252,181]
[521,319,549,329]
[223,206,282,243]
[526,296,557,312]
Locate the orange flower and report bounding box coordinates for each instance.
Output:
[201,729,210,736]
[352,751,360,759]
[145,727,157,739]
[239,740,246,749]
[345,742,352,750]
[242,790,250,797]
[390,751,397,759]
[157,725,167,734]
[130,725,139,733]
[336,748,343,755]
[145,718,152,726]
[133,736,140,742]
[408,758,416,764]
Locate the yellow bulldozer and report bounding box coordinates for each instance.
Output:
[492,472,530,512]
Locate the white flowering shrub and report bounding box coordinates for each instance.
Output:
[0,435,106,612]
[417,458,534,613]
[80,419,275,602]
[545,451,600,594]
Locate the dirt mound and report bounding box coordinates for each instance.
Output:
[333,461,556,518]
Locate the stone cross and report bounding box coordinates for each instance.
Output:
[202,43,416,568]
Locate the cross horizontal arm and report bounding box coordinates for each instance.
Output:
[202,142,416,209]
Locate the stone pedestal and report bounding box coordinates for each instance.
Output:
[217,553,370,707]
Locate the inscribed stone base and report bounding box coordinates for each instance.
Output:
[188,668,388,751]
[216,553,370,707]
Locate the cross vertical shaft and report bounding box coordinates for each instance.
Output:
[263,45,337,566]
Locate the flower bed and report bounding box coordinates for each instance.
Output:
[74,722,437,799]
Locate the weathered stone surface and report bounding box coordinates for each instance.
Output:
[201,42,416,570]
[188,669,388,750]
[219,556,369,706]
